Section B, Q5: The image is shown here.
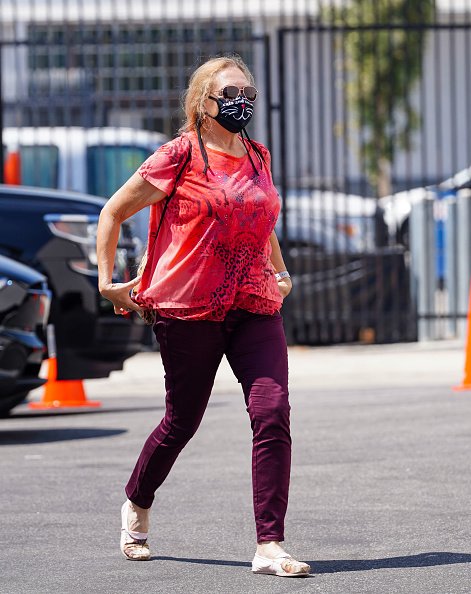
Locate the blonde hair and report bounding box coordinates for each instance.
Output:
[179,55,255,133]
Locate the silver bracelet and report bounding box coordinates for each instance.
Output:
[275,270,290,281]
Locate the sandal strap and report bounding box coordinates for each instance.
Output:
[280,557,310,572]
[122,532,148,546]
[123,540,149,551]
[125,539,148,546]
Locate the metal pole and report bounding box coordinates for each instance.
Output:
[263,33,273,156]
[277,28,294,345]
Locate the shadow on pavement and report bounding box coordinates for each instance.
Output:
[0,427,127,445]
[8,405,164,419]
[310,552,471,573]
[153,556,251,567]
[9,400,227,419]
[152,552,471,573]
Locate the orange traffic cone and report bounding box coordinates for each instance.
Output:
[29,357,101,409]
[4,151,21,185]
[453,284,471,391]
[29,324,101,409]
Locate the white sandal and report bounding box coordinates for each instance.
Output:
[252,553,311,577]
[120,500,151,561]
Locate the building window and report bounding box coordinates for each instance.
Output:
[26,22,254,133]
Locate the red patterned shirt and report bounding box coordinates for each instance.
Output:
[133,131,283,321]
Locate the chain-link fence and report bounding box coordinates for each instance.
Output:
[2,1,471,344]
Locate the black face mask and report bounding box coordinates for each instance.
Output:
[208,95,254,133]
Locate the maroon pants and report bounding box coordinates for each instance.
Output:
[125,308,291,542]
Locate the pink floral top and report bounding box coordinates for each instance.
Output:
[133,131,283,321]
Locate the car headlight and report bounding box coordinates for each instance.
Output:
[45,214,100,276]
[44,214,136,280]
[0,277,13,291]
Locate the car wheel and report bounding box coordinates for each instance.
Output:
[0,391,29,417]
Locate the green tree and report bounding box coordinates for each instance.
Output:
[330,0,435,196]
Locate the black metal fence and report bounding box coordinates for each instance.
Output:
[2,0,471,344]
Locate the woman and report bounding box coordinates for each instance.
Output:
[96,55,310,578]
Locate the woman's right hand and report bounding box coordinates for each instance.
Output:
[96,172,166,317]
[99,276,143,316]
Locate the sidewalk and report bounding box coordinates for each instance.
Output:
[80,338,466,401]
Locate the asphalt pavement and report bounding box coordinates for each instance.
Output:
[1,339,470,594]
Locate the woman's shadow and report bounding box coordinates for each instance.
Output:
[310,552,471,573]
[152,551,471,573]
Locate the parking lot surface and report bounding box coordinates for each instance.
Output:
[1,340,470,594]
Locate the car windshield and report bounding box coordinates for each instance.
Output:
[87,145,151,198]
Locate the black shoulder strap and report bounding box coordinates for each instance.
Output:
[150,139,192,247]
[241,128,266,172]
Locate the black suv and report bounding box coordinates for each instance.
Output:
[0,185,144,380]
[0,254,51,414]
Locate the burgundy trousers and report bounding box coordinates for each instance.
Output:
[125,308,291,543]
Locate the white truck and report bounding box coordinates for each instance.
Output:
[2,126,168,244]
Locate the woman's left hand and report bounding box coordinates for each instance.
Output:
[277,277,292,299]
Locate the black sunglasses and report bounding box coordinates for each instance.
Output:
[216,85,258,102]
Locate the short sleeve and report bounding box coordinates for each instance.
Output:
[138,134,191,196]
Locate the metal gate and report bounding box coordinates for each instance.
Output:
[270,12,471,344]
[2,1,471,345]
